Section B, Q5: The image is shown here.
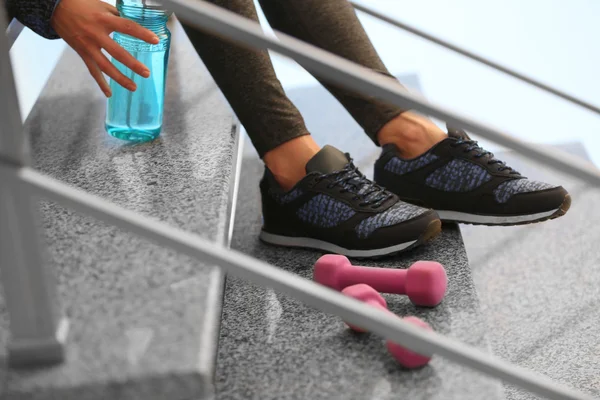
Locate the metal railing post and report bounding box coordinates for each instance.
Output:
[0,7,68,367]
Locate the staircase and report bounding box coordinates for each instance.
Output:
[1,15,598,400]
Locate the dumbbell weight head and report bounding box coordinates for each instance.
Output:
[386,316,432,368]
[313,254,349,290]
[405,261,447,307]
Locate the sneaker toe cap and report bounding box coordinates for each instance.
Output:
[499,183,569,214]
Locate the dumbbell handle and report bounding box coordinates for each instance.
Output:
[338,265,407,294]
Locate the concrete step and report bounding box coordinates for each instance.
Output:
[217,154,504,400]
[216,77,505,400]
[463,142,600,400]
[0,19,241,400]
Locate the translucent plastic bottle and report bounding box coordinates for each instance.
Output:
[105,0,171,142]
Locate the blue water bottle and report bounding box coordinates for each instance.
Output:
[105,0,172,142]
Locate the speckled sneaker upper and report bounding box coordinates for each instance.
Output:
[374,127,570,226]
[259,145,441,258]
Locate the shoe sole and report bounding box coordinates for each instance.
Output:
[259,219,442,259]
[436,194,571,226]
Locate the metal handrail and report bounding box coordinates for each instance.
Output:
[349,1,600,116]
[0,163,592,400]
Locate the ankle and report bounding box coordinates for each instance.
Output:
[263,135,320,191]
[377,112,447,158]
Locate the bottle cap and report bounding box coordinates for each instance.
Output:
[118,0,173,15]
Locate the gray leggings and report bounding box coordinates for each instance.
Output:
[181,0,406,157]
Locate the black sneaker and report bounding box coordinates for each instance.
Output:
[374,126,571,226]
[259,146,441,258]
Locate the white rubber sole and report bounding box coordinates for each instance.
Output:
[259,231,417,258]
[435,208,559,225]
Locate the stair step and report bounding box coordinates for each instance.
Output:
[217,77,504,400]
[464,141,600,400]
[0,19,240,400]
[217,155,504,400]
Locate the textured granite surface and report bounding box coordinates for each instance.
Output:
[463,142,600,400]
[0,19,239,400]
[219,78,505,399]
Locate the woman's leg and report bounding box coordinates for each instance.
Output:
[258,0,446,158]
[180,1,442,257]
[180,0,319,190]
[257,0,571,227]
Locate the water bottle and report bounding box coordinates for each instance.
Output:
[105,0,172,142]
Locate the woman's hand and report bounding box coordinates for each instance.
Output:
[50,0,160,97]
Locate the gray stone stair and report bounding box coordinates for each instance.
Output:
[0,19,241,400]
[463,142,600,400]
[217,156,504,400]
[216,77,505,400]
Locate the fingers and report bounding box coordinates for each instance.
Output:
[81,53,112,97]
[87,47,137,92]
[101,37,150,79]
[104,14,159,44]
[101,2,119,16]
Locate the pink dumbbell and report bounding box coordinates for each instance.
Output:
[342,284,432,368]
[313,254,447,307]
